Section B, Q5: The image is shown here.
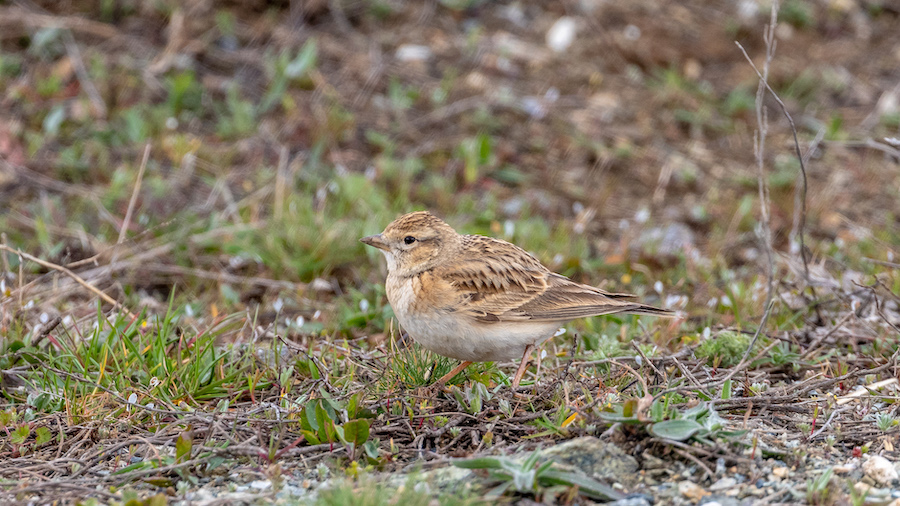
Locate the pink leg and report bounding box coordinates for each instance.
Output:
[436,361,472,385]
[511,344,535,389]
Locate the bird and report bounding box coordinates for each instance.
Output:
[361,211,675,389]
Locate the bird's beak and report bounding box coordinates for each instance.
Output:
[360,234,389,251]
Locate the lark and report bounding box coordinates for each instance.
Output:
[361,211,674,389]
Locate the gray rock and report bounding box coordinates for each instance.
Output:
[699,497,743,506]
[608,494,653,506]
[540,436,639,482]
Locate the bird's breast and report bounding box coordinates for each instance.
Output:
[384,272,561,362]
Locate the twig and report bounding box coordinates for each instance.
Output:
[62,30,107,118]
[0,232,10,275]
[809,406,852,439]
[736,31,811,288]
[715,300,776,386]
[31,315,62,348]
[800,311,854,359]
[862,257,900,269]
[672,356,708,396]
[673,448,714,482]
[631,341,665,380]
[797,353,898,397]
[274,145,289,221]
[0,244,134,318]
[609,359,650,396]
[0,5,121,39]
[117,144,151,245]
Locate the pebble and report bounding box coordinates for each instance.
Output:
[863,455,899,485]
[395,44,432,62]
[249,480,272,490]
[678,480,709,502]
[833,461,858,474]
[609,496,652,506]
[546,17,576,52]
[709,477,736,491]
[772,467,789,479]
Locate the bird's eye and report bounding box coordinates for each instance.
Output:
[403,236,416,245]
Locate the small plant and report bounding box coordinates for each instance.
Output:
[385,338,457,388]
[695,330,763,368]
[453,451,624,501]
[806,467,836,505]
[455,134,495,185]
[299,394,372,451]
[873,412,899,432]
[449,381,492,415]
[602,401,748,446]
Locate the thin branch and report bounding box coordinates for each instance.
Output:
[0,244,134,318]
[735,17,811,287]
[117,144,151,245]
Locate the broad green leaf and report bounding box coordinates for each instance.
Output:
[303,400,319,432]
[342,419,370,446]
[539,469,625,501]
[35,427,52,445]
[649,419,704,441]
[175,429,193,463]
[11,426,29,444]
[300,429,320,445]
[721,379,732,399]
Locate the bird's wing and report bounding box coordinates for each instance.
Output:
[437,236,669,323]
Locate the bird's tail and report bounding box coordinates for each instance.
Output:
[624,304,678,318]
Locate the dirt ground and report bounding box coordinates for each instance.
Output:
[1,0,900,504]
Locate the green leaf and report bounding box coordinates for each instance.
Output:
[300,429,321,445]
[304,400,319,432]
[452,457,505,470]
[42,105,66,136]
[721,379,732,399]
[539,469,625,501]
[285,39,317,79]
[477,133,491,164]
[11,425,29,445]
[175,429,193,463]
[649,419,704,441]
[623,399,637,418]
[347,392,359,420]
[341,419,370,446]
[363,440,380,459]
[682,403,709,420]
[34,427,52,445]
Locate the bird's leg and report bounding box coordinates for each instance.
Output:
[511,344,535,389]
[435,361,472,385]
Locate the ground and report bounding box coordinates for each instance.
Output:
[1,0,899,504]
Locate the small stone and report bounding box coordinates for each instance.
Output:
[678,480,709,502]
[546,17,577,52]
[863,455,899,485]
[772,467,789,479]
[310,278,333,292]
[609,495,652,506]
[833,461,857,474]
[699,497,741,506]
[395,44,432,62]
[709,477,736,491]
[249,480,271,490]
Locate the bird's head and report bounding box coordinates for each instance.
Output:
[360,211,460,276]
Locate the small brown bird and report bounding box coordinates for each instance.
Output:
[361,211,674,388]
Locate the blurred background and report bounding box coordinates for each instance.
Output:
[1,0,898,341]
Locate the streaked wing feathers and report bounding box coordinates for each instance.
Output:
[438,235,671,323]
